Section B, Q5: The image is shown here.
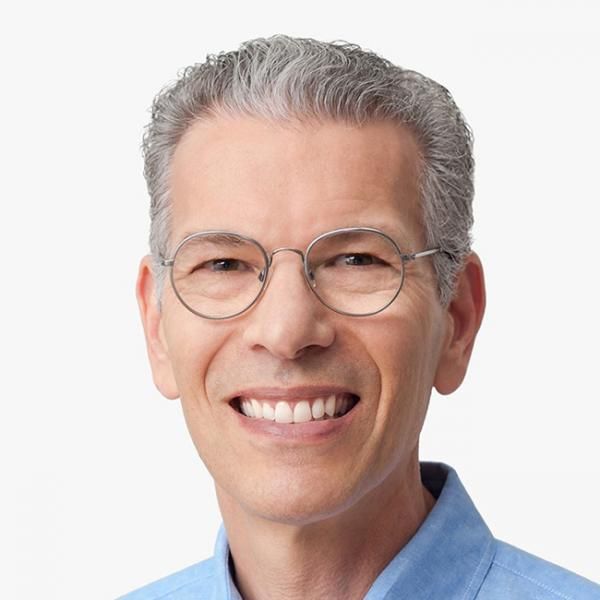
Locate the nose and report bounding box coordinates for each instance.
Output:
[241,250,336,360]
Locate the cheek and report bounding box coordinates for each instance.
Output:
[163,315,241,474]
[369,305,442,394]
[362,308,443,453]
[163,310,232,406]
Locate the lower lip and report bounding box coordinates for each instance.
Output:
[230,400,360,444]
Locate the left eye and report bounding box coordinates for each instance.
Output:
[209,259,244,271]
[330,253,382,267]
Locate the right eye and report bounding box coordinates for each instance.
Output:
[192,258,249,273]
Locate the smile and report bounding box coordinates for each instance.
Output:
[232,393,360,423]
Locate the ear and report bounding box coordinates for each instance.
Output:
[434,252,486,395]
[135,256,180,400]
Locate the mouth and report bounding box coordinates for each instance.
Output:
[230,392,360,424]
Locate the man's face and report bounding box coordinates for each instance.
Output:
[139,116,452,523]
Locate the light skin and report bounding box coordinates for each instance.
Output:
[136,115,485,600]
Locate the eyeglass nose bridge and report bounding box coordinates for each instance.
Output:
[260,247,315,287]
[269,247,306,261]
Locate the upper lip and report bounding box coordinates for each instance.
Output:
[229,385,359,403]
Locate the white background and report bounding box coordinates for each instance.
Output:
[2,1,599,598]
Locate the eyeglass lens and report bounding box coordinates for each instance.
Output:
[170,230,405,318]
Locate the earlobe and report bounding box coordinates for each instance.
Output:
[433,253,486,395]
[135,256,180,400]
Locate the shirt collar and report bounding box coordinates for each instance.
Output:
[213,462,495,600]
[365,462,496,599]
[213,524,243,600]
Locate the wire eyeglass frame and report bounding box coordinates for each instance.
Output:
[160,226,441,319]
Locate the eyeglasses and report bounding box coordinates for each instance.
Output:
[160,227,440,319]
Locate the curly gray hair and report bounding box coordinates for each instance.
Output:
[143,35,474,308]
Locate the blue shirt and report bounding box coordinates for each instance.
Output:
[120,463,600,599]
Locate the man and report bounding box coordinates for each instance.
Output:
[126,35,599,599]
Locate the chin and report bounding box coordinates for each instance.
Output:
[252,499,350,527]
[229,472,362,527]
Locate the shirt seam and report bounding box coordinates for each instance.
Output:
[460,536,495,600]
[493,561,575,600]
[143,572,213,600]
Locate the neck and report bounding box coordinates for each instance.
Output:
[216,458,435,600]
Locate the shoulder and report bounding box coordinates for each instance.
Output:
[117,557,217,600]
[477,540,600,599]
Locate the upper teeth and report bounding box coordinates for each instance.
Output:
[239,394,353,422]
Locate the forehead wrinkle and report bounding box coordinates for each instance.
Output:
[169,117,425,251]
[172,116,420,198]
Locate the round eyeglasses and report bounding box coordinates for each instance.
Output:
[160,227,440,319]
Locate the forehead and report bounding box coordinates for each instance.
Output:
[169,115,424,246]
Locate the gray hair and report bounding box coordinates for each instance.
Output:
[143,35,474,308]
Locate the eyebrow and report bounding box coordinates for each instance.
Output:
[174,231,249,247]
[181,232,246,243]
[330,223,415,249]
[347,223,412,241]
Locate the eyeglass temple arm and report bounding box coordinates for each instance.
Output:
[402,248,440,262]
